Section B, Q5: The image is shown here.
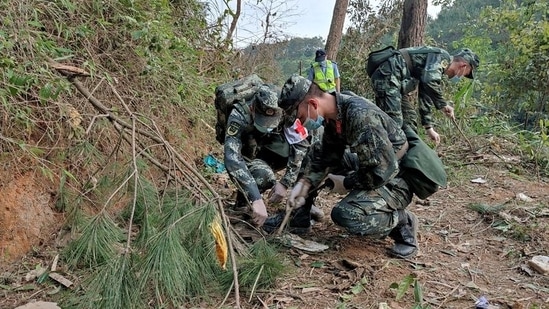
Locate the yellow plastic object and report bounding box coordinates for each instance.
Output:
[210,216,228,270]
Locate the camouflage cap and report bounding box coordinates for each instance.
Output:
[454,48,480,79]
[278,74,311,113]
[253,85,283,130]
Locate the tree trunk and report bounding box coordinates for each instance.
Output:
[225,0,242,44]
[397,0,427,131]
[325,0,349,60]
[397,0,427,48]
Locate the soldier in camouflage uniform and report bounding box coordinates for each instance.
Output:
[370,47,480,145]
[268,77,421,259]
[224,85,310,227]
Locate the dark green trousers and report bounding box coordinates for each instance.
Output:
[330,177,413,237]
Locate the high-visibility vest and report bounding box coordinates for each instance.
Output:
[312,60,336,92]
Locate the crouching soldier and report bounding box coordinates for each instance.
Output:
[223,84,314,227]
[264,78,447,259]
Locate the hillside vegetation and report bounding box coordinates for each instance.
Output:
[1,0,548,308]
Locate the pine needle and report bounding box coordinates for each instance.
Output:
[137,196,218,307]
[219,239,284,291]
[64,211,124,268]
[139,225,200,307]
[79,253,143,309]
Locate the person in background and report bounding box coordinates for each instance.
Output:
[369,47,479,145]
[307,49,341,93]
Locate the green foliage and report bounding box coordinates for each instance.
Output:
[63,211,125,268]
[337,276,368,307]
[219,239,285,291]
[471,0,549,128]
[468,202,507,215]
[427,0,500,48]
[79,253,143,309]
[389,274,430,308]
[273,37,326,78]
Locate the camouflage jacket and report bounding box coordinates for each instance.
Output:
[302,93,407,191]
[401,46,452,126]
[223,102,309,202]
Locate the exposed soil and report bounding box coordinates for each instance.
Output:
[1,149,549,309]
[264,165,549,309]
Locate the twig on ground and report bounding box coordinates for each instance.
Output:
[451,117,475,151]
[51,61,244,308]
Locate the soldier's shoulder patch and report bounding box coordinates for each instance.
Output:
[227,122,241,136]
[441,59,449,69]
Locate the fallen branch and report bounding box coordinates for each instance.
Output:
[50,61,243,308]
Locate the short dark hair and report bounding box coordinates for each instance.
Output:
[301,82,325,103]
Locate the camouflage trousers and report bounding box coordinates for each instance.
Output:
[371,55,419,132]
[330,177,413,237]
[235,157,282,207]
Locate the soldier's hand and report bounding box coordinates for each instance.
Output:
[327,173,348,194]
[268,181,287,204]
[426,128,441,146]
[251,199,268,227]
[288,180,310,209]
[441,105,455,120]
[294,196,306,208]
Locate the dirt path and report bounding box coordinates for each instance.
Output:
[259,166,549,309]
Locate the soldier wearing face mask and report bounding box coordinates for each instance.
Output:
[368,47,480,145]
[223,85,311,227]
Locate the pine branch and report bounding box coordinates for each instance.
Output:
[51,61,244,308]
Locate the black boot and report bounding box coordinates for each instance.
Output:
[388,210,419,259]
[263,204,312,235]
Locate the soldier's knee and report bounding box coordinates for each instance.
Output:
[331,202,396,237]
[248,159,276,191]
[330,205,349,227]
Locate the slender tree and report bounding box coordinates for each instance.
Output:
[397,0,428,120]
[225,0,242,44]
[397,0,427,48]
[325,0,349,60]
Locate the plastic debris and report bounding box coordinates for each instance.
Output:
[516,192,534,202]
[278,233,329,253]
[470,177,487,184]
[203,154,225,173]
[475,295,489,309]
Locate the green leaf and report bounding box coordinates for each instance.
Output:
[395,274,415,301]
[310,261,325,268]
[351,282,364,295]
[413,279,424,304]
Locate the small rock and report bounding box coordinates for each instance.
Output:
[14,301,60,309]
[528,255,549,275]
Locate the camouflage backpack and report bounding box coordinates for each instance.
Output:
[214,74,264,144]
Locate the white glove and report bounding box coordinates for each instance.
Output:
[251,199,268,227]
[426,127,440,146]
[268,181,287,204]
[440,105,455,120]
[327,173,348,194]
[287,180,310,209]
